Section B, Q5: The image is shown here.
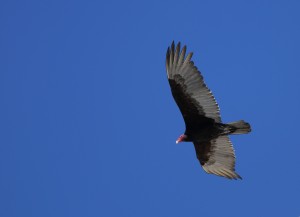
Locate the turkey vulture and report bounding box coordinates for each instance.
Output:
[166,42,251,180]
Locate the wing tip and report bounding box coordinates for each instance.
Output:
[202,164,243,180]
[166,41,184,78]
[229,172,242,180]
[216,172,243,180]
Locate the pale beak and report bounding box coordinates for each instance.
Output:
[176,140,179,144]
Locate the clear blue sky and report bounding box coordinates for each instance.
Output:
[1,0,300,216]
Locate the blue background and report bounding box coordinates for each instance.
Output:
[1,0,300,216]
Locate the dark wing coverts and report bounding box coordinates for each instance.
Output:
[166,42,221,128]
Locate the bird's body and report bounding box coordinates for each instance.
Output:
[166,42,251,180]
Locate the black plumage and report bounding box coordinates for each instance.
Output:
[166,41,251,179]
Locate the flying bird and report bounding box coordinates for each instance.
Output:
[166,42,251,180]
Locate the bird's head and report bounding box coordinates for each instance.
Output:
[176,134,188,144]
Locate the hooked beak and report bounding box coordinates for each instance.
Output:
[176,134,186,144]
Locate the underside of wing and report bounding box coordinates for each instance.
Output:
[194,136,241,180]
[166,42,221,127]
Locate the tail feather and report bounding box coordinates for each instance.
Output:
[227,120,251,135]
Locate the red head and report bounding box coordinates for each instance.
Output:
[176,134,187,144]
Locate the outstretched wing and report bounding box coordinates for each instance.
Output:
[166,42,221,130]
[193,136,241,180]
